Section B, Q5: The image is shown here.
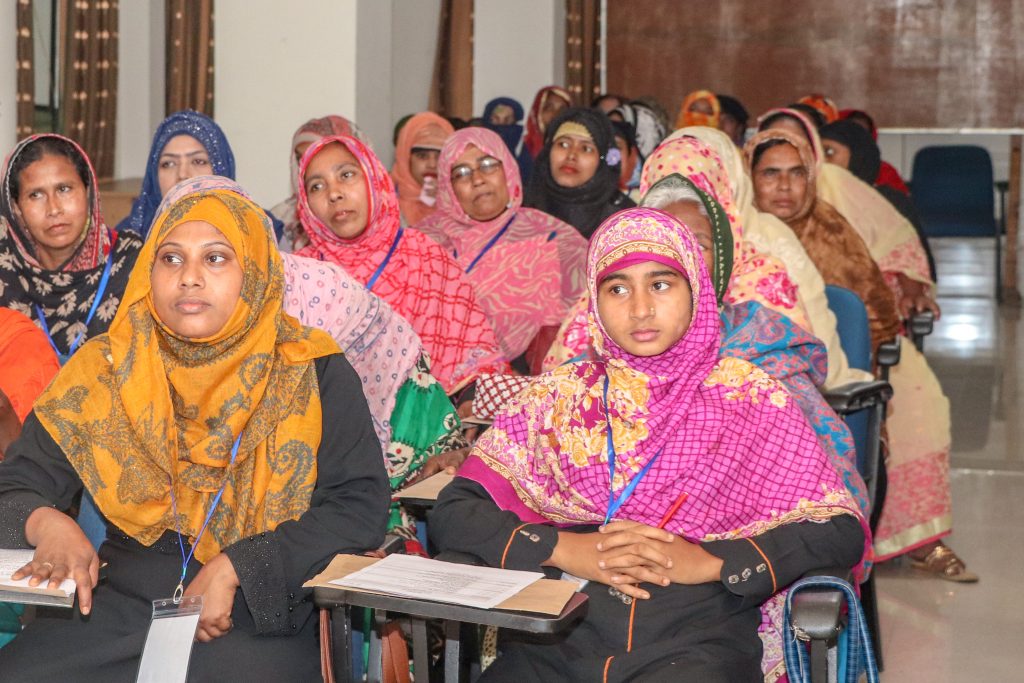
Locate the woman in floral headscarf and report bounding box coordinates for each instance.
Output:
[414,127,587,365]
[431,207,867,682]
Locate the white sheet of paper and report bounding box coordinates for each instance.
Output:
[136,611,201,683]
[331,553,543,609]
[0,548,75,595]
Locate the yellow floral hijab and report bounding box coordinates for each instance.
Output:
[35,189,339,562]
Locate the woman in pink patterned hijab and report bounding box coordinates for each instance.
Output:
[414,127,587,362]
[432,207,867,681]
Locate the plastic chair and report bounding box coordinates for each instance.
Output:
[910,145,1004,300]
[789,287,894,679]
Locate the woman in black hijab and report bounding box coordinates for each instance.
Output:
[524,107,634,239]
[820,119,936,280]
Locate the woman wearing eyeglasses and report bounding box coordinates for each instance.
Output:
[414,128,587,367]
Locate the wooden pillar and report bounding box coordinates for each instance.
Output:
[1005,134,1022,305]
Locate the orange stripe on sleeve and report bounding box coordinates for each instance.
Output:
[602,655,614,682]
[745,537,777,593]
[500,524,528,569]
[626,600,637,652]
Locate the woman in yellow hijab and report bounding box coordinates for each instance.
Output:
[0,186,390,679]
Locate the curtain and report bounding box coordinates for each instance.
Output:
[565,0,601,106]
[15,0,34,139]
[165,0,215,116]
[60,0,119,178]
[429,0,473,120]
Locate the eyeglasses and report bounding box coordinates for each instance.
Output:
[450,156,502,184]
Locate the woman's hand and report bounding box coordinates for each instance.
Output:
[896,274,941,320]
[544,530,653,601]
[17,506,100,615]
[183,552,240,642]
[409,447,471,484]
[598,521,723,588]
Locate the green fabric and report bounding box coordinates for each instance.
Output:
[0,603,24,648]
[385,356,467,535]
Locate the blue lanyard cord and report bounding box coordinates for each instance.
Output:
[464,213,517,275]
[602,374,662,525]
[365,226,404,292]
[170,434,242,601]
[34,248,115,364]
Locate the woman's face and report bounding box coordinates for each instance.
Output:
[550,134,600,188]
[615,135,637,190]
[540,94,570,129]
[304,142,370,240]
[451,145,509,222]
[661,200,714,267]
[688,98,714,116]
[822,139,851,169]
[409,148,440,186]
[13,153,89,270]
[150,220,243,339]
[752,143,809,222]
[489,104,516,126]
[158,135,212,196]
[597,260,693,357]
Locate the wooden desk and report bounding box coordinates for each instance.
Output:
[97,177,142,228]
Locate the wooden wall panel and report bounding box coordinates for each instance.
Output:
[606,0,1024,128]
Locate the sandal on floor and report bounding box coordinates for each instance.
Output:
[910,544,979,583]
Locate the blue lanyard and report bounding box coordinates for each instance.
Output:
[169,434,242,602]
[365,227,404,292]
[464,213,516,275]
[34,247,115,365]
[603,374,661,525]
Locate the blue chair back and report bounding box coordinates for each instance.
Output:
[910,145,996,237]
[825,286,872,472]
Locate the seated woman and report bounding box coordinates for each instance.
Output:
[758,107,940,323]
[675,125,869,389]
[271,114,371,252]
[820,119,936,280]
[294,134,508,397]
[838,108,910,195]
[523,85,573,160]
[0,134,144,363]
[158,176,467,540]
[746,129,976,582]
[524,107,635,239]
[430,207,868,682]
[391,112,454,225]
[674,89,720,129]
[796,93,840,124]
[481,97,527,172]
[0,308,59,434]
[0,186,389,680]
[117,110,236,239]
[414,127,587,368]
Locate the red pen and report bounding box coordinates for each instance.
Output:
[657,492,688,529]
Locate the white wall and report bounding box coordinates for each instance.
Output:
[114,1,165,179]
[0,2,17,154]
[32,0,53,107]
[473,0,565,118]
[388,0,441,163]
[215,0,358,206]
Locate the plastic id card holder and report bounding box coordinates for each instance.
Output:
[136,595,203,683]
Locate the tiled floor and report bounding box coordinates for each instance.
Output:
[875,238,1023,681]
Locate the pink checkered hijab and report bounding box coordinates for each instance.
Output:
[460,206,864,542]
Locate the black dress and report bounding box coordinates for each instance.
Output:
[429,478,865,683]
[0,353,389,682]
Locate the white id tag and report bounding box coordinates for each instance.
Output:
[136,595,203,683]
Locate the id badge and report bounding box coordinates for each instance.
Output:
[136,595,203,683]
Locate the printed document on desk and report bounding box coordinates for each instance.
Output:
[330,554,543,609]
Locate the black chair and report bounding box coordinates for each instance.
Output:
[910,145,1005,300]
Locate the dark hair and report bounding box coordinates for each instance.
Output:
[758,111,816,145]
[751,138,794,170]
[786,103,826,129]
[591,93,625,109]
[9,137,91,200]
[610,120,637,151]
[717,94,749,125]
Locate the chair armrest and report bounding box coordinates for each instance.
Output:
[823,380,893,415]
[789,568,853,643]
[876,337,900,368]
[909,311,934,352]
